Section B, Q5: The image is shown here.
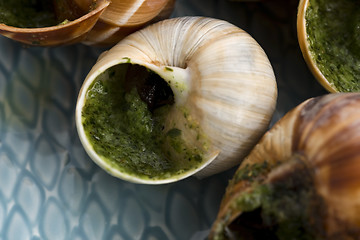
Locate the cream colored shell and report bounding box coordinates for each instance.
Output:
[76,16,277,183]
[211,93,360,238]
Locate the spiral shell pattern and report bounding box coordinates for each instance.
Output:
[76,16,277,183]
[211,93,360,239]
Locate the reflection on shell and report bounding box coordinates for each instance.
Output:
[210,93,360,239]
[0,0,174,46]
[75,16,277,184]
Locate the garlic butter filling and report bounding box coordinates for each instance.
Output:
[0,0,58,28]
[81,63,208,180]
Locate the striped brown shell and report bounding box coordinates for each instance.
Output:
[210,93,360,239]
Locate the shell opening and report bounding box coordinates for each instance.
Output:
[80,62,214,182]
[144,64,191,107]
[221,155,327,240]
[119,63,175,112]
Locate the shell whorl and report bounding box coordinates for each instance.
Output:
[82,0,174,46]
[81,16,278,178]
[213,93,360,238]
[292,93,360,235]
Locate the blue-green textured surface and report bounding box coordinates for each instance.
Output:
[0,0,327,239]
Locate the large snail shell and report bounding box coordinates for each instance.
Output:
[75,17,277,183]
[210,93,360,239]
[0,0,173,46]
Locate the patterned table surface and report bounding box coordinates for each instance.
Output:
[0,0,327,239]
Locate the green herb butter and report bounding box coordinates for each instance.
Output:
[306,0,360,92]
[0,0,58,28]
[81,64,205,180]
[223,158,326,240]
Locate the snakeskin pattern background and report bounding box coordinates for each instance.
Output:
[0,0,327,239]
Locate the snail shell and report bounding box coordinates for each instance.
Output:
[75,16,277,184]
[82,0,175,46]
[297,0,337,93]
[0,0,173,46]
[0,0,110,46]
[210,93,360,239]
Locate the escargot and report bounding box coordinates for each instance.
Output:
[0,0,173,46]
[75,17,277,184]
[210,93,360,239]
[298,0,360,93]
